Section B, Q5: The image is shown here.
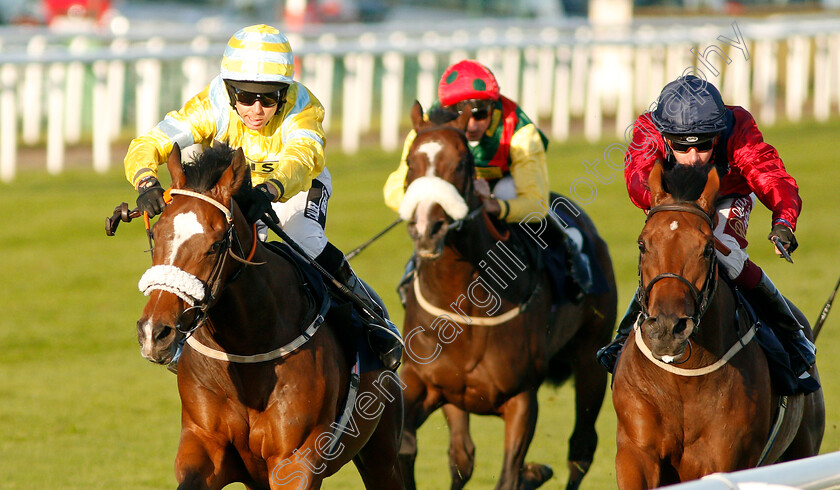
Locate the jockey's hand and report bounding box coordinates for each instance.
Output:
[472,179,501,217]
[236,183,279,225]
[136,178,166,218]
[769,223,798,255]
[473,178,491,199]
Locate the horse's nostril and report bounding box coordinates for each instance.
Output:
[156,326,173,342]
[430,220,445,237]
[674,318,689,335]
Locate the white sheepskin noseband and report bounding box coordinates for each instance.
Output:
[138,264,206,306]
[399,176,469,222]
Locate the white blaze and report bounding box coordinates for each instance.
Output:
[416,141,443,176]
[168,211,204,264]
[670,220,679,231]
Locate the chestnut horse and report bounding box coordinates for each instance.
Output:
[135,144,403,489]
[397,102,617,490]
[612,163,825,489]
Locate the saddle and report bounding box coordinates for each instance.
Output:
[263,241,384,372]
[482,193,610,307]
[734,287,820,395]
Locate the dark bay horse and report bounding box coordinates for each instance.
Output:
[396,102,618,490]
[135,144,403,489]
[612,163,825,489]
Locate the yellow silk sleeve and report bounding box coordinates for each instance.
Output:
[383,130,417,213]
[503,124,550,222]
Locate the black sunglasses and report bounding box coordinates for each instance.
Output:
[454,99,494,120]
[667,137,716,153]
[231,87,285,108]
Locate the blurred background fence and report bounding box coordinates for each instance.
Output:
[2,14,840,181]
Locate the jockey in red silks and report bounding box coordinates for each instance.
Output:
[597,75,816,378]
[384,59,593,302]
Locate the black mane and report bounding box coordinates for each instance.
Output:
[181,144,236,192]
[662,164,710,202]
[428,106,459,125]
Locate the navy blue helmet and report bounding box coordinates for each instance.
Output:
[652,75,727,144]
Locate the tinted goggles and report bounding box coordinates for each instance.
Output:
[454,99,494,120]
[231,86,285,107]
[667,137,716,153]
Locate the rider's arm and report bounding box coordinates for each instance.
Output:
[124,84,218,189]
[383,130,417,213]
[729,108,801,231]
[624,114,668,211]
[502,123,549,222]
[261,84,327,202]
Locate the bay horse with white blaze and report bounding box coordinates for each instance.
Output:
[612,163,824,489]
[397,102,618,490]
[135,144,404,489]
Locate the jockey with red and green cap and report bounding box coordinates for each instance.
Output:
[597,75,815,380]
[124,24,402,372]
[384,59,593,302]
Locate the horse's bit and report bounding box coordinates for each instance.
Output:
[636,202,719,329]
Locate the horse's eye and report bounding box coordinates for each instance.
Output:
[704,242,715,257]
[208,240,224,254]
[638,240,646,253]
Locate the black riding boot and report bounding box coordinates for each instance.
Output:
[562,233,593,304]
[334,258,404,371]
[743,272,816,376]
[544,213,593,304]
[596,294,642,373]
[317,242,403,371]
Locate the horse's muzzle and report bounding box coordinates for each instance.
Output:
[643,315,695,362]
[137,318,180,365]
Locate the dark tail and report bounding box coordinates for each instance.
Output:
[812,274,840,340]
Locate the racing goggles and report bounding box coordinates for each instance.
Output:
[453,99,494,120]
[230,86,286,108]
[666,135,717,153]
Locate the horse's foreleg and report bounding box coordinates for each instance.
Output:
[615,438,660,490]
[175,429,227,490]
[495,389,545,490]
[353,370,405,490]
[566,329,609,490]
[399,365,442,490]
[442,404,475,490]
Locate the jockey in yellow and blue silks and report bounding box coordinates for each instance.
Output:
[124,24,402,371]
[384,59,593,301]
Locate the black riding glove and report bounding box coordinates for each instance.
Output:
[236,183,279,225]
[136,179,166,218]
[768,223,798,254]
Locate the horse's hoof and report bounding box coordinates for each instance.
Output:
[521,462,553,488]
[565,460,591,490]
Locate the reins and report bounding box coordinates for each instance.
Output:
[637,202,719,329]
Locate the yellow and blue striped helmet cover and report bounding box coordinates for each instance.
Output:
[220,24,294,84]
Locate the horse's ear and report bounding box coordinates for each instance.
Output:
[697,166,719,213]
[168,143,185,189]
[214,147,246,203]
[410,101,425,131]
[648,160,667,207]
[230,147,249,194]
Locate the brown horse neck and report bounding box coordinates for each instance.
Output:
[200,245,313,356]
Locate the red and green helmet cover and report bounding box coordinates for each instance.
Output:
[438,60,500,107]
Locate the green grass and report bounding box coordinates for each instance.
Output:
[1,118,839,489]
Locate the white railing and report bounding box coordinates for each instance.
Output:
[661,451,840,489]
[1,14,840,181]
